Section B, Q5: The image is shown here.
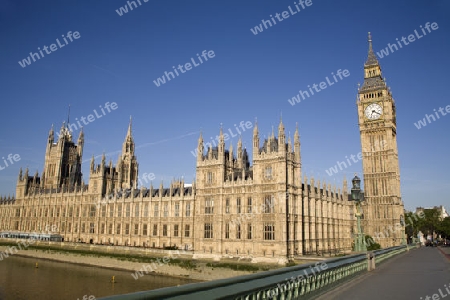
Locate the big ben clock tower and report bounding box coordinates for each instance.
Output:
[357,33,405,248]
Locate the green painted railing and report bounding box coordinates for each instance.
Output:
[99,245,409,300]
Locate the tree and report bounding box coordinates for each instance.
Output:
[364,235,381,250]
[437,217,450,238]
[405,208,441,241]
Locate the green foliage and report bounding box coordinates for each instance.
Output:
[438,217,450,238]
[405,208,447,239]
[364,235,381,250]
[285,261,297,267]
[205,262,261,272]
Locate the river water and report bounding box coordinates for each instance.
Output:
[0,255,198,300]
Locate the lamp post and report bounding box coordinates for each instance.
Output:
[351,174,366,252]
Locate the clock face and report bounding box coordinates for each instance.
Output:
[364,103,383,120]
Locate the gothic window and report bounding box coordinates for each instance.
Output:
[153,224,158,236]
[236,224,241,239]
[164,204,168,217]
[264,166,273,180]
[125,223,130,234]
[247,197,252,213]
[90,223,95,234]
[225,198,230,214]
[143,224,148,236]
[175,203,180,217]
[186,203,191,217]
[185,224,190,237]
[263,223,275,240]
[144,203,149,217]
[237,198,241,214]
[134,224,139,235]
[204,223,213,239]
[207,172,213,184]
[134,203,139,218]
[154,204,159,217]
[117,204,122,217]
[264,195,275,213]
[90,205,96,217]
[225,223,230,239]
[247,224,252,240]
[109,204,114,217]
[163,224,168,236]
[205,198,214,214]
[108,223,113,234]
[116,224,121,234]
[126,203,131,217]
[174,224,179,237]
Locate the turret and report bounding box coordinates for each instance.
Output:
[278,117,285,154]
[237,137,243,168]
[101,153,106,171]
[77,129,84,157]
[218,125,225,156]
[197,132,204,163]
[90,155,95,172]
[294,124,300,159]
[253,119,259,157]
[229,143,234,164]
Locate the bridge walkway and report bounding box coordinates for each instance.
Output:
[316,247,450,300]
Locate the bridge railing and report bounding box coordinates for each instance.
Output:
[99,245,408,300]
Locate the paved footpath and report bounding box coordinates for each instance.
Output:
[316,247,450,300]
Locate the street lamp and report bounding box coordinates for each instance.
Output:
[350,174,367,252]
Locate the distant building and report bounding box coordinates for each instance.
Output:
[415,206,448,220]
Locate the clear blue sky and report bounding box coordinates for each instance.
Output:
[0,0,449,212]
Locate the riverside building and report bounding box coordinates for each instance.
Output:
[0,34,405,262]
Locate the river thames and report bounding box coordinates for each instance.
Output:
[0,255,198,300]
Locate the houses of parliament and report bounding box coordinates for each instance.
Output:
[0,34,405,262]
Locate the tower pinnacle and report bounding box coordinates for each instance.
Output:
[365,32,379,67]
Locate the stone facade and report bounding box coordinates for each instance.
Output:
[0,119,353,262]
[0,34,406,260]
